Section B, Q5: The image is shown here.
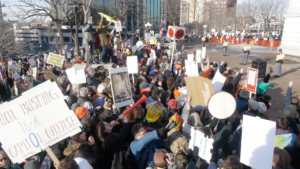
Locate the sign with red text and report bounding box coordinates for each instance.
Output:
[1,70,6,80]
[0,80,82,163]
[116,21,122,32]
[247,68,258,93]
[167,26,186,40]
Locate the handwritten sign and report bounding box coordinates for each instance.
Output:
[167,26,186,40]
[136,41,144,50]
[0,80,82,163]
[116,21,122,32]
[196,50,201,63]
[247,68,258,93]
[212,69,226,92]
[66,68,86,85]
[32,67,37,80]
[127,56,138,74]
[202,47,206,59]
[185,60,199,77]
[28,58,36,67]
[47,53,65,68]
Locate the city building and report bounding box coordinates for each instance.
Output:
[180,1,190,25]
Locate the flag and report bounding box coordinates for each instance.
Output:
[161,17,166,25]
[274,133,296,149]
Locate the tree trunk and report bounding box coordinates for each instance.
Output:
[57,25,65,52]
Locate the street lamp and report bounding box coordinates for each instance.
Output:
[227,26,231,33]
[68,1,83,56]
[203,25,207,35]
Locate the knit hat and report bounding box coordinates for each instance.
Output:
[149,71,156,75]
[239,89,250,99]
[168,99,179,110]
[152,88,162,97]
[164,70,171,77]
[258,102,267,113]
[75,107,88,119]
[160,63,166,67]
[249,99,259,110]
[157,73,163,80]
[194,105,205,113]
[96,96,106,106]
[283,105,299,118]
[169,114,183,130]
[154,149,168,167]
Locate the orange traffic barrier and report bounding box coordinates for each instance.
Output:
[232,38,236,44]
[220,38,223,43]
[270,41,274,47]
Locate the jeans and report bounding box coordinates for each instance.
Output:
[223,47,227,56]
[202,41,205,47]
[276,62,282,76]
[100,45,108,62]
[84,43,95,62]
[241,53,249,64]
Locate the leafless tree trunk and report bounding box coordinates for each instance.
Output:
[166,0,180,26]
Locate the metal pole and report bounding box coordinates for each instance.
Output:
[74,6,79,57]
[170,40,175,70]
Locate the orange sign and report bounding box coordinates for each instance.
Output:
[168,28,174,38]
[246,68,258,93]
[175,29,184,39]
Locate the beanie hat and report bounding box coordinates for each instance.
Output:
[75,107,88,119]
[164,70,171,77]
[258,102,267,113]
[154,149,168,167]
[149,71,156,75]
[169,114,183,130]
[168,99,179,110]
[249,99,259,110]
[152,88,162,97]
[96,96,106,106]
[160,63,166,67]
[283,105,299,119]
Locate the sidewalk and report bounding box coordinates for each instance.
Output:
[184,42,300,120]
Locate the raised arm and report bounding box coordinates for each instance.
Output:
[285,81,293,107]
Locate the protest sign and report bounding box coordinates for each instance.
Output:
[1,70,6,80]
[0,80,82,163]
[67,52,71,59]
[167,26,186,40]
[212,69,226,92]
[185,76,214,105]
[240,115,276,169]
[165,50,171,56]
[116,21,122,32]
[28,58,36,67]
[202,47,206,59]
[109,67,132,108]
[47,53,64,68]
[208,92,236,119]
[196,50,201,63]
[132,46,137,53]
[8,63,21,74]
[188,127,214,162]
[150,50,157,59]
[155,34,161,39]
[13,73,20,80]
[44,54,48,61]
[98,12,116,23]
[185,60,199,77]
[150,31,154,36]
[187,54,194,62]
[32,67,37,80]
[247,68,258,93]
[66,68,86,85]
[8,61,12,65]
[150,39,157,45]
[127,56,138,74]
[136,41,144,50]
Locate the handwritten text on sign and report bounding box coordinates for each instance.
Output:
[47,53,65,68]
[0,80,82,163]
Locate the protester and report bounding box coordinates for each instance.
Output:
[97,15,112,64]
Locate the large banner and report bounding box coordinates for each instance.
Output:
[47,53,65,68]
[0,80,82,163]
[109,67,132,108]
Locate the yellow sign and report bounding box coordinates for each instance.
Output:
[47,53,65,67]
[98,13,116,23]
[150,39,157,45]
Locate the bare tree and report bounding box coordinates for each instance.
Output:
[166,0,180,26]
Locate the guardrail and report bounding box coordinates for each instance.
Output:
[211,37,281,47]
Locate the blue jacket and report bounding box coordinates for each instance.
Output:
[236,98,248,115]
[130,131,165,169]
[138,52,143,62]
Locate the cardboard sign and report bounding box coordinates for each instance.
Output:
[127,56,138,74]
[212,69,226,92]
[1,70,6,80]
[66,68,86,85]
[132,46,137,53]
[202,47,206,59]
[189,126,214,162]
[187,54,194,62]
[98,12,116,23]
[0,80,82,163]
[109,67,132,108]
[150,50,156,59]
[28,58,36,67]
[136,41,144,50]
[185,60,199,77]
[247,68,258,93]
[32,67,37,80]
[196,50,201,63]
[185,76,214,105]
[240,115,276,169]
[167,26,186,40]
[47,53,64,68]
[116,21,122,32]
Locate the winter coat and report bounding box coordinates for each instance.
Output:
[114,36,122,50]
[284,146,300,169]
[86,74,94,85]
[130,131,165,169]
[236,98,248,115]
[96,18,111,47]
[63,140,98,166]
[130,35,138,46]
[82,24,95,45]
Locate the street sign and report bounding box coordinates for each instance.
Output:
[116,21,122,32]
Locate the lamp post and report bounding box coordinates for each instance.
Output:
[68,1,83,56]
[203,25,207,35]
[227,26,231,33]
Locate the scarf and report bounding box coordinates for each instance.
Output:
[140,89,150,94]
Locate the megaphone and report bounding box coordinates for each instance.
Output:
[115,95,148,122]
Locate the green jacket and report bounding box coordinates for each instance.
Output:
[30,79,46,88]
[96,18,111,47]
[257,83,274,95]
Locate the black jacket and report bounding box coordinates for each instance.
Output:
[77,96,92,107]
[284,146,300,169]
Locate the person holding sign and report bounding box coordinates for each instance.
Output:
[275,49,285,77]
[97,15,112,64]
[241,42,251,65]
[223,39,229,56]
[82,15,96,63]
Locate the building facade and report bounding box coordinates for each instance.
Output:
[180,1,190,25]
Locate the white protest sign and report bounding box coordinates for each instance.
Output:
[8,63,21,73]
[202,47,206,59]
[8,61,12,65]
[132,46,137,53]
[44,54,48,61]
[32,67,37,80]
[28,58,36,67]
[150,31,154,36]
[0,80,82,163]
[187,54,194,62]
[196,50,201,63]
[116,21,122,32]
[212,69,226,92]
[66,68,86,84]
[150,50,156,59]
[185,60,199,77]
[47,53,65,67]
[155,34,161,39]
[136,41,144,50]
[167,26,186,40]
[67,52,71,59]
[127,56,138,74]
[13,73,20,80]
[166,50,171,56]
[240,115,276,169]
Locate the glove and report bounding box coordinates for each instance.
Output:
[157,127,170,139]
